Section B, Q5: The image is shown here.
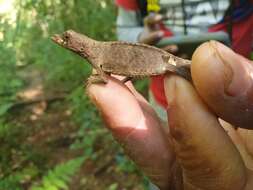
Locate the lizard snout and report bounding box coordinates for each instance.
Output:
[51,34,67,46]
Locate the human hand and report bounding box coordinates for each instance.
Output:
[138,13,165,45]
[138,13,181,56]
[87,41,253,190]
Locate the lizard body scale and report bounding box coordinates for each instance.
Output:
[51,30,192,82]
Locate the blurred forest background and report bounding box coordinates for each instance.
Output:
[0,0,149,189]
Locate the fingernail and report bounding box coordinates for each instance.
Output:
[164,75,182,141]
[164,75,193,142]
[209,41,252,96]
[164,75,177,106]
[87,85,102,109]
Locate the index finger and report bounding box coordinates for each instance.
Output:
[87,77,175,189]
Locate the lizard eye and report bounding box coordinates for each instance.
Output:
[80,47,84,51]
[63,34,69,42]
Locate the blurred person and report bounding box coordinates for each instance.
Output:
[87,41,253,190]
[115,0,253,121]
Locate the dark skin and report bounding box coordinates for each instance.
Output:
[87,41,253,190]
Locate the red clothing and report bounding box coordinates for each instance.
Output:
[209,13,253,58]
[116,0,253,108]
[115,0,139,10]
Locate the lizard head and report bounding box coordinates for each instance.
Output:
[51,30,95,59]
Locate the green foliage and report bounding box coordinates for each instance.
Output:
[31,157,86,190]
[0,0,117,114]
[0,30,24,116]
[16,0,116,90]
[116,154,139,173]
[0,174,23,190]
[134,79,150,98]
[0,121,45,188]
[107,183,118,190]
[0,120,16,139]
[0,0,146,189]
[0,121,24,173]
[115,154,151,190]
[0,165,39,190]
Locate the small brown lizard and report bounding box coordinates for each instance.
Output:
[51,30,192,83]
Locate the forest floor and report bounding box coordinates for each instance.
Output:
[7,65,144,190]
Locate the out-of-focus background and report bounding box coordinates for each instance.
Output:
[0,0,149,189]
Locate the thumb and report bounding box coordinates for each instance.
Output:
[164,75,246,190]
[192,41,253,129]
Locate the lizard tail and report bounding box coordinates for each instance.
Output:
[174,64,192,82]
[162,55,192,81]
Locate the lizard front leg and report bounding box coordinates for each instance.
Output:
[86,67,109,87]
[121,76,133,83]
[87,71,132,86]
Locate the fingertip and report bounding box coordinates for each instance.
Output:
[87,77,143,129]
[145,14,163,24]
[191,41,253,129]
[191,41,221,86]
[192,40,252,97]
[164,74,198,107]
[192,41,213,66]
[86,78,114,106]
